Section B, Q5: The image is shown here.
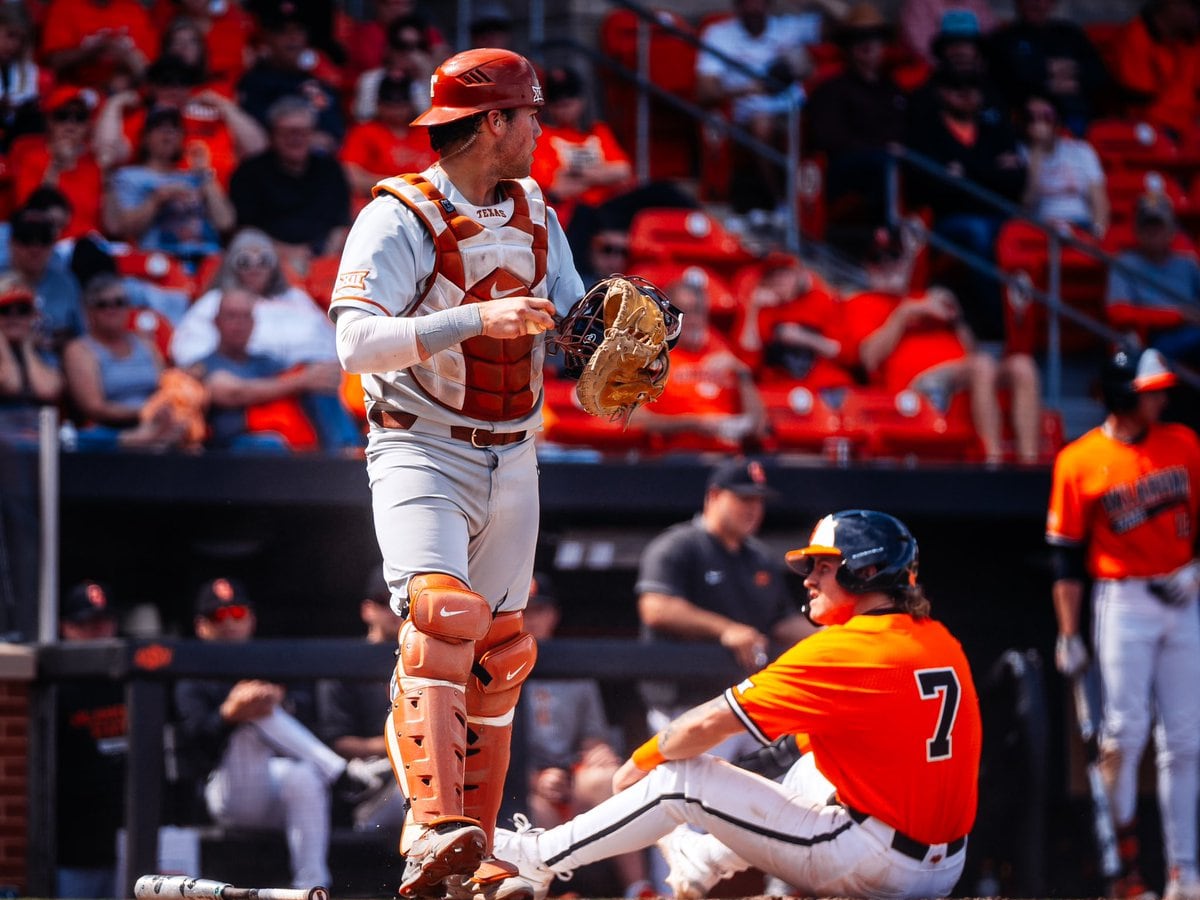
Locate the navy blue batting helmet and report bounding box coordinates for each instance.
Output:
[1101,347,1176,412]
[786,509,919,595]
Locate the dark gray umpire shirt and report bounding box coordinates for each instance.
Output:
[636,514,796,710]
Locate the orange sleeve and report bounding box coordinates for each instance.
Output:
[593,121,632,167]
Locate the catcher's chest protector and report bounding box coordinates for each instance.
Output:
[375,174,550,421]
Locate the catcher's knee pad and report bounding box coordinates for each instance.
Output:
[388,574,492,825]
[462,612,537,842]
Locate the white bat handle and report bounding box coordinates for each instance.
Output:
[135,876,329,900]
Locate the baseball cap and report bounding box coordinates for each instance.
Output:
[707,458,778,498]
[377,75,414,106]
[0,272,34,308]
[144,105,184,132]
[44,86,97,116]
[528,571,560,608]
[362,566,391,605]
[195,577,254,619]
[1136,191,1175,228]
[62,579,116,625]
[470,0,513,33]
[544,67,585,103]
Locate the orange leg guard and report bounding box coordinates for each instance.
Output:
[385,574,492,829]
[462,611,537,848]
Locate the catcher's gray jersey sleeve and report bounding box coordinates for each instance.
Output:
[328,193,432,319]
[545,205,585,316]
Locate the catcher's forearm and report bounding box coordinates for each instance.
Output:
[135,875,329,900]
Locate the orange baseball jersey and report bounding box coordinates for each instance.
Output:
[1047,422,1200,579]
[838,291,967,393]
[726,612,981,845]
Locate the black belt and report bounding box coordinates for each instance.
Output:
[368,408,527,447]
[844,805,966,862]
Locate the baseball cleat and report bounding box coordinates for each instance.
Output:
[490,814,559,900]
[656,825,723,900]
[398,818,487,898]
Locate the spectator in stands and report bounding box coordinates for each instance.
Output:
[345,0,447,82]
[907,11,1005,126]
[1110,0,1200,140]
[696,0,819,212]
[1106,191,1200,369]
[0,6,42,151]
[92,54,269,186]
[986,0,1110,137]
[38,0,157,90]
[236,9,345,153]
[10,87,103,240]
[172,227,339,370]
[3,203,84,352]
[805,2,907,245]
[521,572,652,899]
[55,579,125,900]
[351,15,434,124]
[340,75,435,213]
[899,0,995,63]
[636,457,813,762]
[632,278,769,450]
[173,577,384,891]
[732,254,852,391]
[102,105,235,267]
[154,0,255,92]
[841,225,1042,464]
[0,272,63,414]
[95,54,270,188]
[532,66,634,229]
[575,220,632,290]
[315,564,408,832]
[62,273,192,450]
[229,96,351,276]
[188,287,357,452]
[903,65,1027,342]
[1018,91,1108,237]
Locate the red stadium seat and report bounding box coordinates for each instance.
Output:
[628,208,755,280]
[997,221,1109,356]
[113,249,196,296]
[758,381,844,454]
[1105,169,1186,224]
[305,255,342,311]
[837,387,980,462]
[1086,118,1179,173]
[598,9,699,181]
[541,374,649,451]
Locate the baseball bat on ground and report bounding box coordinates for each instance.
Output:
[135,875,330,900]
[1071,664,1121,881]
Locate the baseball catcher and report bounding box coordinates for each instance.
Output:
[552,275,682,425]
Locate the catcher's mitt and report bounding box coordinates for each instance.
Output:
[553,275,682,424]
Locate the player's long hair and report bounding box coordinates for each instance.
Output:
[893,583,931,619]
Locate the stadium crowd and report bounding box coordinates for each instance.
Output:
[1,0,1197,463]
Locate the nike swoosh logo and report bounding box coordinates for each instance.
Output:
[506,662,529,680]
[439,608,468,617]
[490,284,524,300]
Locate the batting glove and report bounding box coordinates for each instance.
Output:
[1055,633,1088,678]
[1149,559,1200,607]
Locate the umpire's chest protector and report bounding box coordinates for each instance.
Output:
[374,174,550,422]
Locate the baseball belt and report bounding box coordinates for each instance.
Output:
[368,408,527,447]
[843,804,966,862]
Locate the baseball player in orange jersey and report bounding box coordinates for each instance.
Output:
[488,509,982,900]
[327,48,585,900]
[1048,348,1200,900]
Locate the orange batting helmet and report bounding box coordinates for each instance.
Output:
[411,48,544,127]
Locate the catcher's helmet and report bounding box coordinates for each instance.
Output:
[1101,347,1176,412]
[553,275,684,379]
[785,509,919,595]
[410,48,543,127]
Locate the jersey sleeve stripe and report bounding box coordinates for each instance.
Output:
[724,688,772,745]
[1046,532,1083,547]
[330,296,392,315]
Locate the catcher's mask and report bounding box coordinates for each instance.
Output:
[785,509,919,595]
[551,275,683,378]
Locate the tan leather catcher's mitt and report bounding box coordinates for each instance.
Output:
[562,276,674,423]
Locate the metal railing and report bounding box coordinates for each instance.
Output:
[530,0,803,254]
[886,145,1200,410]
